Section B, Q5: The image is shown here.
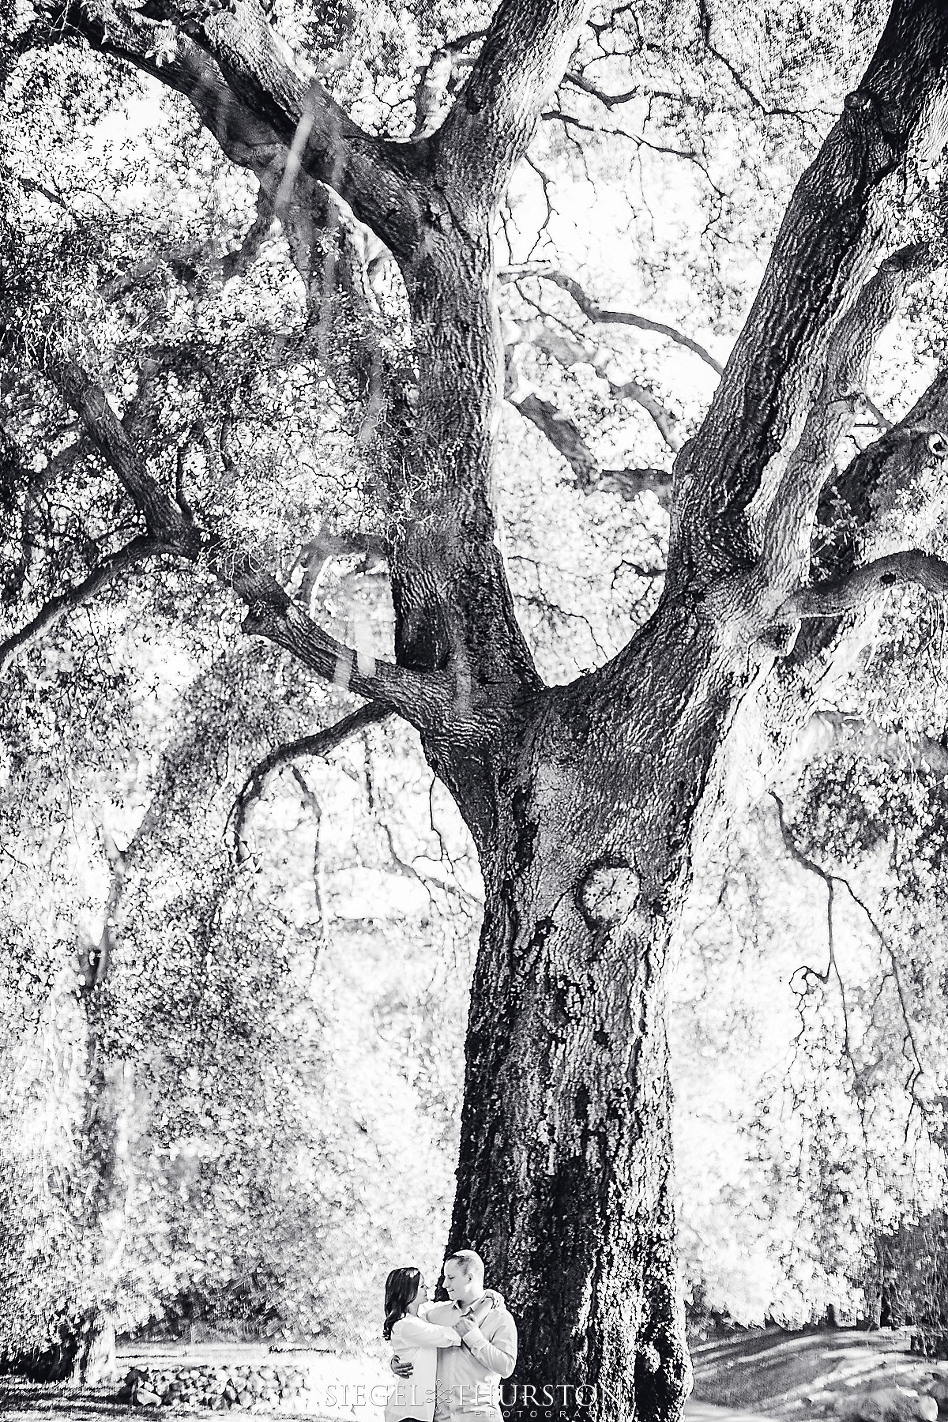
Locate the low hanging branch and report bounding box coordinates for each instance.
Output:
[230,702,393,863]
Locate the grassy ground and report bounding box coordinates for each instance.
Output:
[1,1329,942,1421]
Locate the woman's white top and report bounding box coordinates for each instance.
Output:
[384,1306,461,1422]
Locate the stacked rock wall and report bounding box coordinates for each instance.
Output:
[120,1362,316,1410]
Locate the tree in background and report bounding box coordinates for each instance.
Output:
[0,613,478,1373]
[5,0,948,1417]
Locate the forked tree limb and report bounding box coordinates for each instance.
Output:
[670,0,948,591]
[755,241,930,592]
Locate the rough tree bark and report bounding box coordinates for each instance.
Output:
[12,0,948,1418]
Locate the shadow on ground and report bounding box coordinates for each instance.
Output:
[691,1327,932,1414]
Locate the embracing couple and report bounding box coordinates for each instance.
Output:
[382,1249,517,1422]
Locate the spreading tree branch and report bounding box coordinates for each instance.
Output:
[44,359,452,730]
[783,549,948,621]
[0,534,165,676]
[42,0,430,262]
[37,3,398,412]
[230,701,392,863]
[771,364,948,684]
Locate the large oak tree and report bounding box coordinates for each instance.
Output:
[6,0,948,1418]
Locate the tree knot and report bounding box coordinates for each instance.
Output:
[575,858,640,928]
[757,618,800,654]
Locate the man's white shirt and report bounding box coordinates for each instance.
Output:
[425,1298,518,1421]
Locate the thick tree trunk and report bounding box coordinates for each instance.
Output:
[72,1309,118,1385]
[435,607,746,1422]
[9,1306,116,1385]
[454,868,686,1422]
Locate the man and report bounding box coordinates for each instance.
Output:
[391,1249,517,1421]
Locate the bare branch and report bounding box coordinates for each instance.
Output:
[56,359,197,545]
[561,72,639,110]
[601,467,673,505]
[231,702,392,862]
[513,391,598,488]
[697,0,819,133]
[540,270,724,375]
[612,377,682,452]
[512,391,672,506]
[0,534,165,676]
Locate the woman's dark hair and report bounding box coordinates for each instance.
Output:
[383,1267,422,1340]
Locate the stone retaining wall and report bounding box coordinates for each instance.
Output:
[120,1362,318,1410]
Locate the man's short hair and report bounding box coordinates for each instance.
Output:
[445,1249,484,1279]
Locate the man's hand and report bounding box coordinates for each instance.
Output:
[390,1356,413,1378]
[454,1314,476,1338]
